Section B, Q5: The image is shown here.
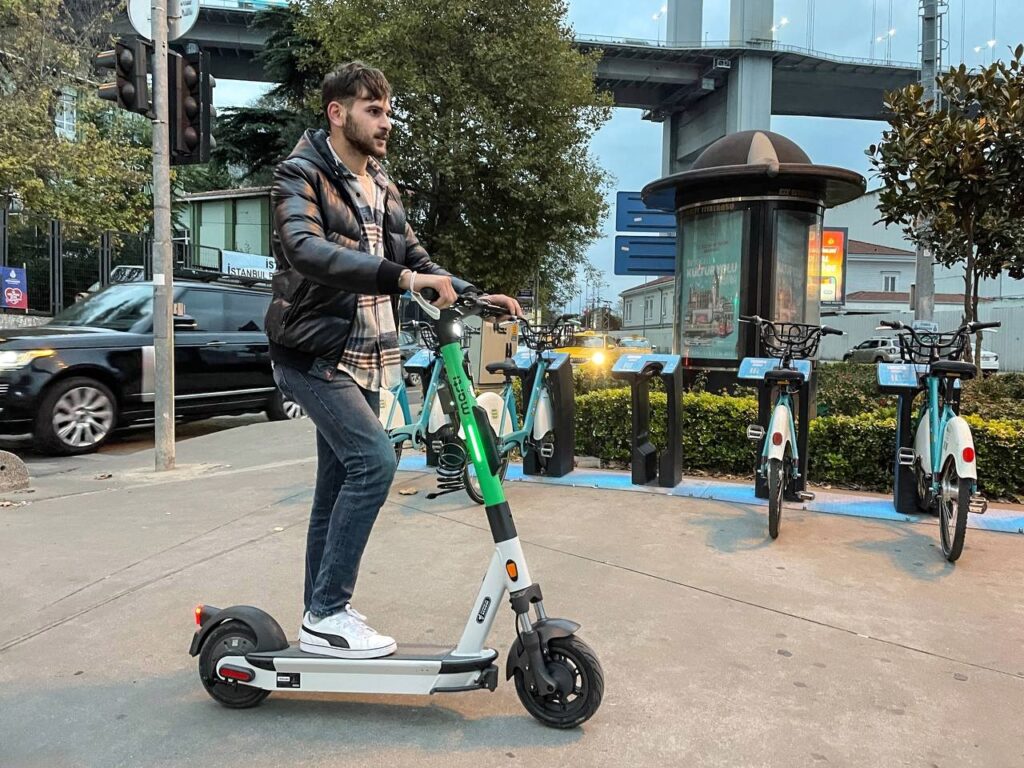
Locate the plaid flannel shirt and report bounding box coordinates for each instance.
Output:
[326,139,402,392]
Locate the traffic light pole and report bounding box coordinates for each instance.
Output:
[152,0,176,471]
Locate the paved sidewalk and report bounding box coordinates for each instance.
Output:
[1,419,1022,768]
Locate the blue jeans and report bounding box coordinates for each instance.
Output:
[273,363,398,618]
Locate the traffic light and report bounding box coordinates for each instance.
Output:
[169,50,216,165]
[95,38,152,115]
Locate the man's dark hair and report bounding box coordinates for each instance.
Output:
[321,61,391,115]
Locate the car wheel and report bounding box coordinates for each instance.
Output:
[266,388,306,421]
[842,354,852,362]
[35,376,118,456]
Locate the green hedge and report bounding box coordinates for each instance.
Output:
[574,386,1024,501]
[817,362,1024,420]
[575,388,758,475]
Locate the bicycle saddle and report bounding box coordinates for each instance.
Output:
[929,360,977,380]
[764,368,805,384]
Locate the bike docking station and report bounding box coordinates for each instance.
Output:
[611,353,683,488]
[877,362,933,514]
[513,347,575,478]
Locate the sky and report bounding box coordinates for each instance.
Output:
[217,0,1024,303]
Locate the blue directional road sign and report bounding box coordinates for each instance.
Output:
[614,235,676,276]
[615,191,677,233]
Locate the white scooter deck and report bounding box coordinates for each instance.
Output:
[218,644,500,696]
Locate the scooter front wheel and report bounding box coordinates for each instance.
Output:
[938,459,970,562]
[198,623,271,709]
[767,457,784,539]
[513,635,604,729]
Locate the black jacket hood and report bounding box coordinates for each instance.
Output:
[289,129,340,178]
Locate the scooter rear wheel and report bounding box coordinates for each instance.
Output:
[198,622,271,708]
[513,635,603,729]
[938,459,970,563]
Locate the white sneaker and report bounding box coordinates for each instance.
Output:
[299,605,397,659]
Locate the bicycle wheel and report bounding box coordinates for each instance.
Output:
[463,450,510,505]
[767,457,785,540]
[938,458,970,562]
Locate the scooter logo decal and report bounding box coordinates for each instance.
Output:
[449,371,473,417]
[476,597,492,623]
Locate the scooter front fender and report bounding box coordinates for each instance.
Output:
[505,617,580,681]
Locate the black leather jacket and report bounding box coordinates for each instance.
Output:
[264,128,471,377]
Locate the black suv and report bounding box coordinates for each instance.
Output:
[0,271,303,455]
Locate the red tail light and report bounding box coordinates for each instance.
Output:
[219,665,255,683]
[962,447,975,463]
[195,604,204,626]
[772,432,783,446]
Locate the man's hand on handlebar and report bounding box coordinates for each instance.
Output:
[479,294,524,321]
[405,273,458,308]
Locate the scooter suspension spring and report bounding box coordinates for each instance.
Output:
[427,441,468,499]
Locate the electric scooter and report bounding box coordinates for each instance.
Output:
[188,289,604,729]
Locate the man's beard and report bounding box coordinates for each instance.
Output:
[344,120,388,159]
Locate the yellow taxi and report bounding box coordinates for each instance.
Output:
[557,330,621,369]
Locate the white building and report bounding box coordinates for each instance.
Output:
[825,188,1024,304]
[619,188,1024,343]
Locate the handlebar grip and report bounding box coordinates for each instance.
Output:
[419,287,440,302]
[878,320,901,329]
[969,321,1001,331]
[821,326,843,336]
[739,315,756,322]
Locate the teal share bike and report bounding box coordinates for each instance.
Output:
[379,321,453,463]
[878,319,1000,562]
[462,314,577,504]
[739,315,843,539]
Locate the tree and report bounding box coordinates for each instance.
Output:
[0,0,152,237]
[869,48,1024,363]
[224,0,611,297]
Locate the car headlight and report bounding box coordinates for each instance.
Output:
[592,352,605,365]
[0,349,55,369]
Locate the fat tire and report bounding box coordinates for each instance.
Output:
[513,635,603,729]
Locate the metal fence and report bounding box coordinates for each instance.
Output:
[819,308,1024,372]
[0,202,201,317]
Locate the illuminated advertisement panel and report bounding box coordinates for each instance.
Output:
[820,227,848,306]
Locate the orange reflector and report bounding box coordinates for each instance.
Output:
[194,604,204,626]
[505,560,519,581]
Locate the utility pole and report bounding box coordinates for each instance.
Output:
[152,0,176,471]
[915,0,940,321]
